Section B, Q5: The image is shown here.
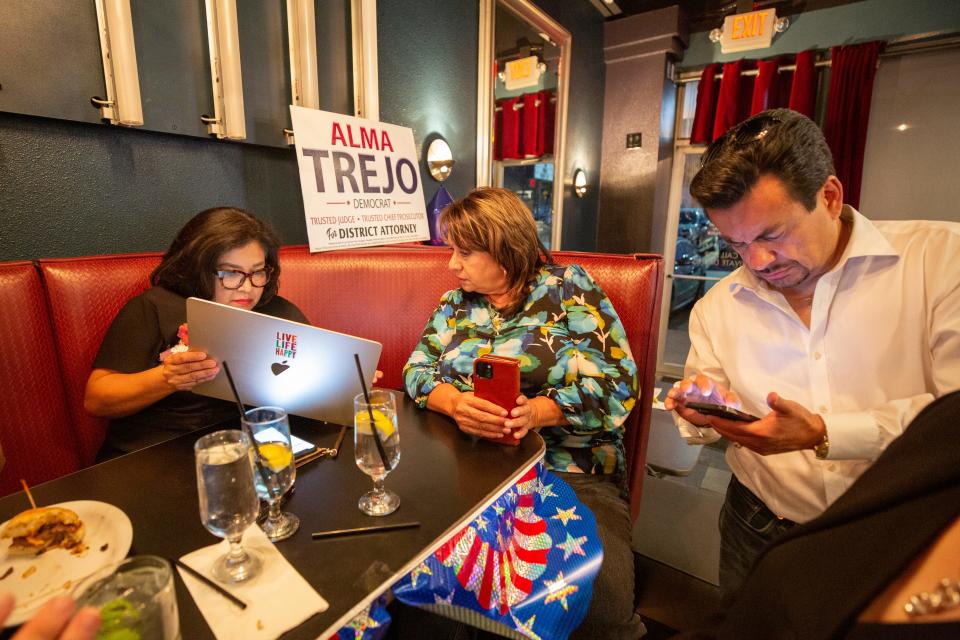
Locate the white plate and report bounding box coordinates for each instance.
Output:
[0,500,133,627]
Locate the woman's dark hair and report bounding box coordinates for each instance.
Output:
[690,108,835,211]
[440,187,553,316]
[151,207,281,307]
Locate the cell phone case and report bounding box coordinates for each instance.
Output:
[473,355,522,446]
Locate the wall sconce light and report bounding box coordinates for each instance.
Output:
[201,0,246,140]
[573,168,587,198]
[91,0,143,126]
[427,138,455,182]
[284,0,319,145]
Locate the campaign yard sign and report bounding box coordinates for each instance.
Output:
[291,106,430,251]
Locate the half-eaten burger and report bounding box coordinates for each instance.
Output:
[1,507,86,556]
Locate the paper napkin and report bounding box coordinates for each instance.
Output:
[178,525,327,639]
[652,386,666,410]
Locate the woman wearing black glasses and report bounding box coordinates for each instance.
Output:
[84,207,308,458]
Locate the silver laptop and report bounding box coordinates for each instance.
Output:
[187,297,382,426]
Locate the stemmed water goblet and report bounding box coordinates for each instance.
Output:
[243,406,300,541]
[194,430,262,583]
[353,389,401,516]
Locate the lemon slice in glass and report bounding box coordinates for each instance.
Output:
[258,442,293,471]
[355,409,396,438]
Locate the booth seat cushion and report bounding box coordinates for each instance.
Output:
[40,254,162,464]
[0,262,79,496]
[278,245,663,517]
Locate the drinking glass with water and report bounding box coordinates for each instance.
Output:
[194,430,262,583]
[243,406,300,541]
[353,389,401,516]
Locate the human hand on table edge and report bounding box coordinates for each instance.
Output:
[0,593,100,640]
[430,385,563,441]
[666,375,825,456]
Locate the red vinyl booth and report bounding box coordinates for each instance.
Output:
[40,254,162,465]
[4,247,663,518]
[0,262,81,496]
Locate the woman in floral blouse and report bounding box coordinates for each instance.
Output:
[403,187,646,639]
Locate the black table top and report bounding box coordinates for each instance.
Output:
[0,396,544,638]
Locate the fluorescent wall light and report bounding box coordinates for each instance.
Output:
[287,0,319,109]
[92,0,143,126]
[283,0,320,145]
[202,0,246,140]
[351,0,379,121]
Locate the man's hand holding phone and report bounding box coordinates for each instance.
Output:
[665,374,745,426]
[666,375,827,455]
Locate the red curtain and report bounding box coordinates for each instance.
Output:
[493,91,555,160]
[789,50,818,118]
[689,52,825,141]
[542,89,556,155]
[712,60,745,141]
[493,102,503,161]
[522,92,541,157]
[690,63,720,144]
[823,41,884,209]
[498,97,522,160]
[750,58,780,115]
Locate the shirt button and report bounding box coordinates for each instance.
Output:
[819,405,828,413]
[827,464,837,472]
[814,352,822,360]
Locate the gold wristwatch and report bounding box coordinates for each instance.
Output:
[813,431,830,459]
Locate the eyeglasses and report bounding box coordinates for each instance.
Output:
[215,267,271,290]
[699,113,783,169]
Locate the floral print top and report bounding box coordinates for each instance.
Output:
[404,263,638,476]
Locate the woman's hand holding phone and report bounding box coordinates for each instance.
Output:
[505,395,566,438]
[449,391,512,439]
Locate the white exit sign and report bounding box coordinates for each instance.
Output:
[720,9,777,54]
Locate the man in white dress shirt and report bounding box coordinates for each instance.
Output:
[665,108,960,599]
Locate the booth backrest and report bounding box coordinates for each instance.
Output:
[0,262,79,495]
[39,254,161,464]
[277,245,663,517]
[5,246,661,516]
[277,246,463,392]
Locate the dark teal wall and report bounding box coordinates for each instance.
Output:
[0,1,606,261]
[682,0,960,66]
[377,0,605,251]
[536,0,605,251]
[0,111,308,260]
[377,0,479,204]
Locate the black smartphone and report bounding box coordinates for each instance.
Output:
[685,402,759,423]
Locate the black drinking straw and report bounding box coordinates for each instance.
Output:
[353,354,391,472]
[221,361,278,499]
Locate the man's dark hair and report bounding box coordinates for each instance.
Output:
[690,108,835,211]
[151,207,281,307]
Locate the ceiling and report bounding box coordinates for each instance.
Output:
[605,0,871,31]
